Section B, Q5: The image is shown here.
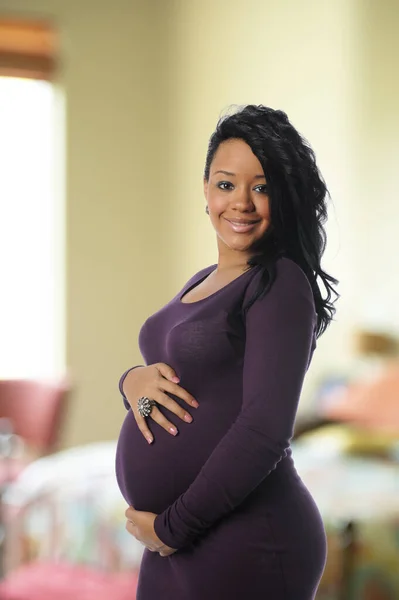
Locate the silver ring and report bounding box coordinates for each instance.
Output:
[137,396,157,418]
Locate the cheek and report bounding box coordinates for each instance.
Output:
[208,191,227,214]
[258,197,271,221]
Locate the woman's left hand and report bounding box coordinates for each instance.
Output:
[125,506,177,557]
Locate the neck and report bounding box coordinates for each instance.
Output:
[215,254,253,272]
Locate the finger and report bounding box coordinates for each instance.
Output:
[160,379,199,409]
[125,506,136,520]
[134,413,154,445]
[154,391,194,424]
[148,405,179,436]
[159,547,176,557]
[126,520,138,537]
[154,363,180,384]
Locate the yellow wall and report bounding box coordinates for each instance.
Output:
[1,0,398,446]
[354,1,399,333]
[61,1,174,447]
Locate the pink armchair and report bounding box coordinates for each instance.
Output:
[0,377,70,485]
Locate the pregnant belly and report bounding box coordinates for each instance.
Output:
[115,398,240,514]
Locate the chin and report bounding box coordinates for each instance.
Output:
[224,238,257,253]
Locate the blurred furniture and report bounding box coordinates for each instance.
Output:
[0,419,16,580]
[352,329,398,357]
[0,562,138,600]
[0,441,141,598]
[6,437,399,600]
[0,377,70,581]
[2,442,143,574]
[324,363,399,435]
[292,430,399,599]
[2,358,399,600]
[0,377,70,486]
[292,355,399,600]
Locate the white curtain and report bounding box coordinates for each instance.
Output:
[0,77,64,378]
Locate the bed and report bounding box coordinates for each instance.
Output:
[2,434,399,599]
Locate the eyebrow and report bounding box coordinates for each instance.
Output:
[213,170,266,179]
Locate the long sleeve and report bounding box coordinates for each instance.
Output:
[154,259,317,550]
[119,365,145,410]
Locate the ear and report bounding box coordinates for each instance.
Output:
[203,177,208,198]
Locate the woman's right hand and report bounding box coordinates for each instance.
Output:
[122,363,199,444]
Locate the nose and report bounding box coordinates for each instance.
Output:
[231,185,255,212]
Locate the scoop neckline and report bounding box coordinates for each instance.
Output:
[179,263,257,305]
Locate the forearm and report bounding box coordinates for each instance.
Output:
[153,352,309,550]
[154,259,317,550]
[154,415,290,549]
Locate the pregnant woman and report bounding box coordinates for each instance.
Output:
[115,105,338,599]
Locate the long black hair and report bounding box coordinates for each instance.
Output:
[204,105,338,338]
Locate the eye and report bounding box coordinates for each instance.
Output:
[217,181,234,191]
[254,184,269,194]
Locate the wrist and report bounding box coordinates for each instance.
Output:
[122,365,145,396]
[154,512,177,550]
[119,365,145,408]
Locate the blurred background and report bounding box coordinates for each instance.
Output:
[0,0,398,598]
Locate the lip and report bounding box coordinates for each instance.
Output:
[224,217,261,233]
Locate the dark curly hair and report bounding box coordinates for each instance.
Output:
[204,105,338,338]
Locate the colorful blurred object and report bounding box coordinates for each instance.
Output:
[2,439,398,599]
[0,562,138,600]
[324,364,399,435]
[0,377,70,462]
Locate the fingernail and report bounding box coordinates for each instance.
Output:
[169,427,178,435]
[184,414,193,423]
[171,377,180,383]
[192,400,199,408]
[146,436,153,444]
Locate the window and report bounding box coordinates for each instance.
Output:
[0,21,64,378]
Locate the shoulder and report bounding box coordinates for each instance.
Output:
[275,257,314,299]
[244,257,316,315]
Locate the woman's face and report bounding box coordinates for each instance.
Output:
[204,138,271,257]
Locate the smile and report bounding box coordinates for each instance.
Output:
[225,218,261,233]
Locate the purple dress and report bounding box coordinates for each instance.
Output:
[116,257,327,599]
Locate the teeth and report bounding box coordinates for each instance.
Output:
[230,221,256,225]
